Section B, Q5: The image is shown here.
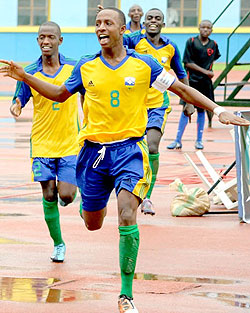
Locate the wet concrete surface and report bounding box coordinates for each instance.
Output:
[1,72,250,312]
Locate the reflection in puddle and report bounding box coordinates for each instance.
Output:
[0,213,27,217]
[132,273,241,284]
[0,277,102,303]
[193,292,250,309]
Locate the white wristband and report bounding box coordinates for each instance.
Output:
[213,106,226,116]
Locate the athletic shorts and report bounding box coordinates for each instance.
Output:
[189,79,215,113]
[147,106,172,134]
[76,137,151,212]
[31,155,77,186]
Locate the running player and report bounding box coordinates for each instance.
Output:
[123,8,193,215]
[9,21,83,263]
[1,8,248,313]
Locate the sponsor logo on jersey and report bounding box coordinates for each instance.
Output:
[161,57,168,64]
[88,80,95,87]
[125,77,136,86]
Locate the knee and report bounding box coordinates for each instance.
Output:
[84,220,103,231]
[119,207,135,226]
[59,191,76,206]
[148,144,159,154]
[43,190,56,202]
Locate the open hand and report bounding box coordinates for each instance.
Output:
[0,60,25,81]
[219,111,250,126]
[10,98,22,118]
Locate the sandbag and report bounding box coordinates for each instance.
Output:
[170,179,210,216]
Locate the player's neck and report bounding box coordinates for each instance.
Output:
[199,35,209,45]
[102,45,127,66]
[146,33,162,46]
[42,54,61,75]
[130,21,141,32]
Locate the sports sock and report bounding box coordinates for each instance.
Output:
[197,111,205,142]
[119,224,139,298]
[43,197,64,246]
[176,112,189,142]
[146,153,159,199]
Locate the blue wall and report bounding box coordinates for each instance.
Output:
[0,31,249,63]
[50,0,88,27]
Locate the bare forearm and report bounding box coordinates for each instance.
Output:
[185,62,209,76]
[23,72,69,102]
[170,82,216,112]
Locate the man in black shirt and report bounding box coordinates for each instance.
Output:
[167,19,221,150]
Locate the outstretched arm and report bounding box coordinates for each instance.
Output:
[169,79,249,126]
[152,69,249,126]
[0,60,72,102]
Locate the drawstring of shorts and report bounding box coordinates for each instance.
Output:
[92,146,106,168]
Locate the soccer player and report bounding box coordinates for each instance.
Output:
[0,8,248,313]
[123,8,193,215]
[9,21,83,263]
[167,20,221,150]
[125,4,144,33]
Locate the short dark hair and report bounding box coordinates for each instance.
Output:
[38,21,61,37]
[145,8,165,21]
[101,7,126,25]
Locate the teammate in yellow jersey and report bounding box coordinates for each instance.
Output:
[9,21,84,263]
[0,8,249,313]
[123,8,193,215]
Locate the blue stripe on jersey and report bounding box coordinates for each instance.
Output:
[124,32,186,79]
[12,53,77,108]
[65,48,163,95]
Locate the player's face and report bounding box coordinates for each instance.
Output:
[199,21,213,38]
[144,10,165,36]
[95,10,125,48]
[128,5,143,23]
[37,25,62,57]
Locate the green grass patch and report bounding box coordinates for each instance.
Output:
[213,62,249,71]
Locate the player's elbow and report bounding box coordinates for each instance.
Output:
[54,85,71,102]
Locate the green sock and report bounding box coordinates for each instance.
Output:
[43,197,64,246]
[119,224,139,298]
[146,153,160,199]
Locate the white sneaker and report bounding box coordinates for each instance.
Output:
[50,243,66,262]
[118,295,139,313]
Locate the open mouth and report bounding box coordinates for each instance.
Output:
[148,24,158,31]
[41,46,52,52]
[99,34,109,44]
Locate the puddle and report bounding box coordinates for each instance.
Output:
[132,273,242,284]
[0,277,102,303]
[193,291,250,309]
[0,213,27,217]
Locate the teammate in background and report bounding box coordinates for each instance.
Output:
[123,8,193,215]
[9,21,84,263]
[167,20,220,150]
[1,8,249,313]
[125,4,144,33]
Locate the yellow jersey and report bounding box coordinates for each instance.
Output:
[13,54,82,158]
[65,49,170,145]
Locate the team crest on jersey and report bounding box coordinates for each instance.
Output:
[88,80,95,87]
[161,57,168,64]
[207,48,214,56]
[125,77,136,86]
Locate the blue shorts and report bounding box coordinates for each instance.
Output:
[147,106,172,134]
[76,137,151,212]
[31,155,77,186]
